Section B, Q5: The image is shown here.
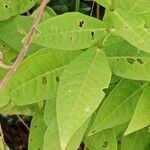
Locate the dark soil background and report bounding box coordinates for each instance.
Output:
[0,1,105,149]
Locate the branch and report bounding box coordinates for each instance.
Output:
[0,0,49,91]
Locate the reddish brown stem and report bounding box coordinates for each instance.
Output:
[0,0,49,91]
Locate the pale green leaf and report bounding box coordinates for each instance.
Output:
[88,79,144,136]
[0,16,41,53]
[44,98,89,150]
[0,0,36,21]
[121,128,150,150]
[33,12,108,50]
[115,0,150,15]
[85,129,117,150]
[28,110,47,150]
[109,11,150,53]
[0,48,81,106]
[104,35,150,81]
[95,0,150,15]
[0,40,18,80]
[125,82,150,135]
[57,47,111,149]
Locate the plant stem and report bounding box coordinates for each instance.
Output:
[75,0,80,11]
[0,0,49,91]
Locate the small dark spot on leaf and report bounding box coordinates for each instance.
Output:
[92,130,95,134]
[70,37,73,41]
[34,125,37,128]
[103,141,108,148]
[30,139,33,141]
[110,8,114,11]
[2,44,6,49]
[91,31,95,40]
[37,148,41,150]
[126,58,136,65]
[136,58,144,65]
[118,140,121,144]
[55,76,59,82]
[42,76,47,85]
[79,20,84,28]
[4,4,9,8]
[51,118,54,122]
[116,58,120,61]
[124,26,129,29]
[102,88,108,94]
[11,56,17,63]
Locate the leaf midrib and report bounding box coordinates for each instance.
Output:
[92,82,148,132]
[10,65,67,95]
[71,49,100,117]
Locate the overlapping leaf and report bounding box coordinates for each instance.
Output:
[96,0,150,53]
[44,98,89,150]
[0,40,18,80]
[85,129,117,150]
[57,47,111,149]
[28,110,47,150]
[108,11,150,53]
[33,12,108,50]
[88,79,144,136]
[125,82,150,135]
[121,128,150,150]
[0,0,36,21]
[104,35,150,81]
[0,48,81,106]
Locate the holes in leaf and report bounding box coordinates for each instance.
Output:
[4,4,9,9]
[91,31,95,40]
[126,58,144,65]
[102,141,108,148]
[79,20,84,28]
[102,88,108,94]
[126,58,136,65]
[55,76,59,82]
[11,56,17,63]
[136,58,144,65]
[42,76,47,85]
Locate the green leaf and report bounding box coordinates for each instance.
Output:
[33,12,108,50]
[115,0,150,15]
[85,129,117,150]
[96,0,150,15]
[44,98,89,150]
[108,11,150,53]
[0,16,42,53]
[28,110,47,150]
[0,0,36,21]
[88,79,144,136]
[125,82,150,135]
[121,128,150,150]
[57,47,111,149]
[0,48,81,106]
[104,35,150,81]
[0,40,18,80]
